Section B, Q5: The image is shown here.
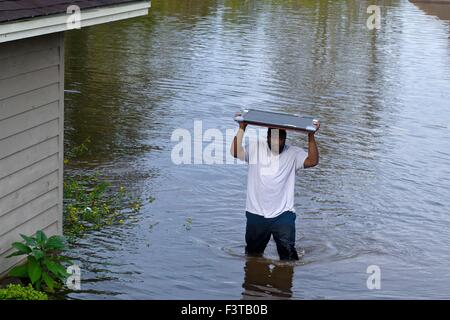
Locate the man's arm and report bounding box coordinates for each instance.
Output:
[230,117,247,161]
[303,121,320,168]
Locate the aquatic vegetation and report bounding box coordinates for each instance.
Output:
[149,221,159,230]
[6,231,71,292]
[63,138,152,237]
[0,284,48,300]
[65,137,91,160]
[184,217,193,230]
[63,174,145,237]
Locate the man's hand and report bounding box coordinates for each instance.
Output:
[311,119,320,134]
[231,112,247,160]
[304,120,320,168]
[236,112,248,131]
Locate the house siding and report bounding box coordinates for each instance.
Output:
[0,32,64,276]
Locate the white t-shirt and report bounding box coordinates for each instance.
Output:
[244,140,308,218]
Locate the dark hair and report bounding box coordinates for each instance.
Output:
[267,128,287,140]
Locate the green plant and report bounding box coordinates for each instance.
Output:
[7,231,71,292]
[64,136,91,163]
[63,138,154,237]
[63,174,146,236]
[0,284,48,300]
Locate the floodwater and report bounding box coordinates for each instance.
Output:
[63,0,450,299]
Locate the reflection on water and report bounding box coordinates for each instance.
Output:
[242,258,294,299]
[63,0,450,299]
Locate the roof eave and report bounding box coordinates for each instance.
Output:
[0,0,151,44]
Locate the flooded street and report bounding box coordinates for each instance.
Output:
[63,0,450,299]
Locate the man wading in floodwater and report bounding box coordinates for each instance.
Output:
[230,114,320,261]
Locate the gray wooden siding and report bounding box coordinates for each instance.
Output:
[0,33,64,276]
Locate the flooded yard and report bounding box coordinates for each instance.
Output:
[63,0,450,299]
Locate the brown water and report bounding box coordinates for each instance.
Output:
[63,0,450,299]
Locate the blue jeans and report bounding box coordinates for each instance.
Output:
[245,211,299,261]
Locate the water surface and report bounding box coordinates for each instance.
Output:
[63,0,450,299]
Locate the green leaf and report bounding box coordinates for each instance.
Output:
[44,258,68,279]
[35,280,42,291]
[32,249,44,260]
[11,242,31,255]
[20,234,37,247]
[42,272,55,291]
[45,235,66,250]
[8,264,28,278]
[27,257,42,284]
[6,251,27,258]
[58,256,73,263]
[55,264,69,278]
[35,230,47,245]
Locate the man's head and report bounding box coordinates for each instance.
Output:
[267,128,287,154]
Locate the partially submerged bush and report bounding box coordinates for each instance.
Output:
[63,174,144,237]
[63,138,147,237]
